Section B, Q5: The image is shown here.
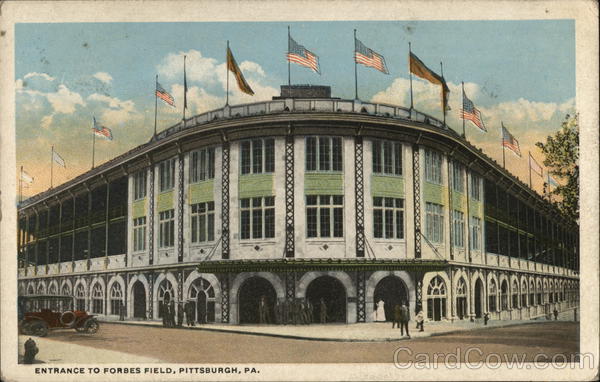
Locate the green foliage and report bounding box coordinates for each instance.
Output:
[535,113,579,222]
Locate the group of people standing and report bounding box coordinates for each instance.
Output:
[159,300,201,328]
[258,296,329,325]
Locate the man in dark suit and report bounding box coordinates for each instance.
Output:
[184,301,195,326]
[399,302,410,338]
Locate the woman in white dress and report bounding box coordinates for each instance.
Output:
[375,300,386,321]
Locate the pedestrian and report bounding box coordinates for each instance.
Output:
[302,299,311,325]
[553,308,558,320]
[23,337,38,364]
[258,295,269,324]
[307,299,314,324]
[119,302,125,321]
[399,302,410,338]
[319,298,328,324]
[177,302,184,327]
[184,301,194,327]
[416,310,424,332]
[392,304,401,328]
[483,312,489,326]
[168,300,176,327]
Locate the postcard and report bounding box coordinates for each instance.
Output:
[1,1,598,381]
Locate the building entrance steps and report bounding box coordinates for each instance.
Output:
[98,307,578,343]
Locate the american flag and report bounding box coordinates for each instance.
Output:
[460,92,486,131]
[156,82,175,107]
[354,38,388,74]
[501,124,521,157]
[287,36,320,73]
[92,117,113,140]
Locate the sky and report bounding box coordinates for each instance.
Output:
[15,20,575,199]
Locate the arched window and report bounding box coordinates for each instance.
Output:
[60,283,73,311]
[553,281,559,303]
[500,280,508,310]
[75,284,86,311]
[110,282,123,316]
[37,283,47,309]
[521,280,528,307]
[548,280,554,303]
[512,280,519,309]
[455,277,467,320]
[488,279,497,312]
[27,284,35,295]
[537,280,542,305]
[426,276,447,321]
[91,283,104,314]
[157,279,174,319]
[188,278,216,324]
[529,280,535,306]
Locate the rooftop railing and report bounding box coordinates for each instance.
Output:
[155,98,448,141]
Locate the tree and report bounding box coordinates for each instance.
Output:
[535,113,579,222]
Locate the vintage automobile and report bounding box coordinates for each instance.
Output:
[18,295,100,337]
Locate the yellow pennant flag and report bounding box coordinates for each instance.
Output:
[227,47,255,96]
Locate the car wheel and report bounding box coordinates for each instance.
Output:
[30,320,49,337]
[84,318,100,334]
[75,325,87,332]
[20,321,31,335]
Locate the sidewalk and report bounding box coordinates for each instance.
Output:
[99,307,578,343]
[18,335,163,364]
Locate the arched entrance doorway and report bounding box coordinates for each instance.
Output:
[427,276,447,321]
[456,278,467,320]
[474,279,483,318]
[188,278,216,324]
[132,281,146,319]
[238,277,276,324]
[306,276,347,323]
[373,276,408,321]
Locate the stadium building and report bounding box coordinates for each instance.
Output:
[17,85,580,325]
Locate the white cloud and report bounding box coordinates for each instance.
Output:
[88,93,142,126]
[157,49,220,85]
[40,114,54,129]
[46,84,85,114]
[93,72,113,84]
[24,72,55,82]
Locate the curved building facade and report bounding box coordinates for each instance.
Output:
[17,86,580,325]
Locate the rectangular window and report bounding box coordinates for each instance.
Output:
[373,197,404,239]
[425,202,444,243]
[133,170,147,200]
[159,159,176,192]
[190,147,215,183]
[158,209,175,248]
[240,139,275,175]
[452,210,465,247]
[305,136,343,172]
[470,216,482,250]
[240,197,275,239]
[133,217,146,252]
[451,161,465,193]
[191,202,215,243]
[424,149,443,184]
[372,140,402,175]
[470,173,481,201]
[306,195,343,238]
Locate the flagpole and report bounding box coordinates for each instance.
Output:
[408,42,414,110]
[50,146,54,189]
[183,55,187,121]
[501,125,506,169]
[288,26,291,87]
[154,74,158,137]
[461,82,466,138]
[440,61,446,127]
[354,29,358,100]
[528,151,532,188]
[92,124,96,169]
[226,40,230,106]
[20,166,23,203]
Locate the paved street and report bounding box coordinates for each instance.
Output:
[21,321,578,363]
